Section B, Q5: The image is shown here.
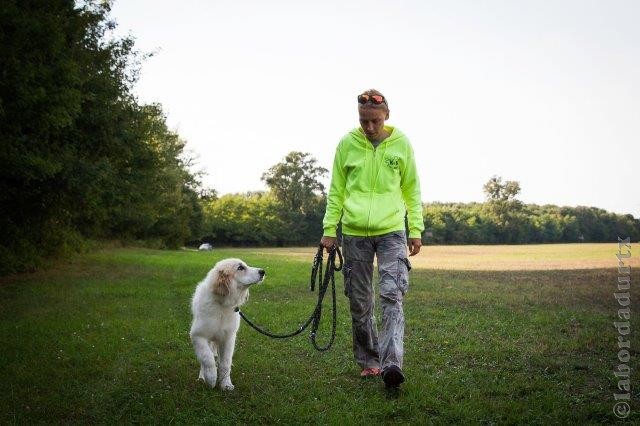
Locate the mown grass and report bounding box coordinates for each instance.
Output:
[1,244,638,424]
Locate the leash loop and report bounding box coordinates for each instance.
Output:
[237,244,341,351]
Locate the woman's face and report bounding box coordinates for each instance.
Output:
[358,106,389,142]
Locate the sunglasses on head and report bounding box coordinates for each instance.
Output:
[357,94,387,106]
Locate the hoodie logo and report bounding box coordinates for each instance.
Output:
[384,155,400,170]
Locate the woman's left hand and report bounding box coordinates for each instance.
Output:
[408,238,422,256]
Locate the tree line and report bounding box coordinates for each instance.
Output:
[422,176,640,244]
[199,174,640,247]
[197,152,327,247]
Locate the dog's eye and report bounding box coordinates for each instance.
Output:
[237,264,245,271]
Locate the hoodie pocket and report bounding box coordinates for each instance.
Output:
[342,192,370,233]
[372,193,404,231]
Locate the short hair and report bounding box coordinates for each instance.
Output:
[358,88,389,112]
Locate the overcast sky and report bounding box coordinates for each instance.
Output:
[110,0,640,217]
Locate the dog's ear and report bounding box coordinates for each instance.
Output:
[213,270,231,296]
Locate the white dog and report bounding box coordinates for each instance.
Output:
[190,258,265,390]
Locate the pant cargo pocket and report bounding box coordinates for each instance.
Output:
[343,261,352,297]
[395,257,411,295]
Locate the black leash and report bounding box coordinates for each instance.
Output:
[235,244,343,351]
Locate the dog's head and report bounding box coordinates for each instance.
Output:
[211,258,265,297]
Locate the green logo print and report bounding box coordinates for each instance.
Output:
[384,155,400,170]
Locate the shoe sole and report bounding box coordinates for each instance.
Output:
[383,369,405,387]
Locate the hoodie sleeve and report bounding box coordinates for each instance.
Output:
[322,140,346,237]
[401,142,425,239]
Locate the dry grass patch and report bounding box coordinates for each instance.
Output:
[253,243,637,270]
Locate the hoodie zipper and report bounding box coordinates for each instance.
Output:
[366,146,376,236]
[354,127,393,237]
[365,141,389,236]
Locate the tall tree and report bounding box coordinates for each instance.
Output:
[260,152,328,244]
[483,176,521,202]
[261,152,328,214]
[482,176,526,242]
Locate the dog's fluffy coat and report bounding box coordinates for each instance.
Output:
[190,258,265,390]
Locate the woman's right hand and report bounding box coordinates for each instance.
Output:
[320,236,337,252]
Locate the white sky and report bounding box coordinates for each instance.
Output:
[110,0,640,218]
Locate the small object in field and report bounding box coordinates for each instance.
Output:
[198,243,213,251]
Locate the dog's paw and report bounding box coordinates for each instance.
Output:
[199,368,217,388]
[197,376,218,388]
[219,380,234,391]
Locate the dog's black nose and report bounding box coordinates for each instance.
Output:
[259,269,265,277]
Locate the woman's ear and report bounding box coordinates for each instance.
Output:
[213,270,230,296]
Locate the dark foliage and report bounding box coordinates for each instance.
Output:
[0,1,202,273]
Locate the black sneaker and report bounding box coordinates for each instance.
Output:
[382,365,405,388]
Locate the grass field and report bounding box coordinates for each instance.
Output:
[1,243,638,424]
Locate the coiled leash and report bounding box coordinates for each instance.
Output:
[235,244,343,351]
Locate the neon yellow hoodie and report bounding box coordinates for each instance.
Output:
[323,126,424,239]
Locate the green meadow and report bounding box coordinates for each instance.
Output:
[1,244,638,424]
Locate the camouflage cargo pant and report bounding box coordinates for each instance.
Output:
[341,230,411,371]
